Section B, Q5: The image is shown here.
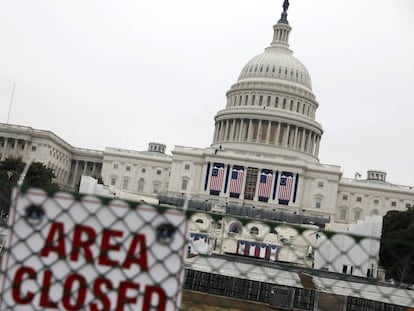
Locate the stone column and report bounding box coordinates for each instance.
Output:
[1,138,8,161]
[224,120,230,141]
[12,139,18,158]
[315,136,320,156]
[306,133,310,153]
[283,124,289,147]
[307,133,313,153]
[82,161,87,175]
[221,121,226,141]
[266,121,271,144]
[294,126,299,149]
[247,119,253,142]
[300,130,306,151]
[229,119,236,141]
[276,123,281,145]
[256,120,262,142]
[22,141,29,162]
[91,162,96,177]
[239,120,244,141]
[71,160,79,188]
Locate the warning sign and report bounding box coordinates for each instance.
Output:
[1,188,189,311]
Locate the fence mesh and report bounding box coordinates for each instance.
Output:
[0,184,413,311]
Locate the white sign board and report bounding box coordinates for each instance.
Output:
[1,188,188,311]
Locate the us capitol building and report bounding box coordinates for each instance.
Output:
[1,2,413,226]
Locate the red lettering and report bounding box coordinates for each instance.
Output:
[115,281,140,311]
[62,274,87,310]
[142,285,167,311]
[12,266,36,304]
[122,234,148,270]
[39,270,58,308]
[91,277,113,311]
[70,224,96,262]
[41,222,66,258]
[98,229,123,267]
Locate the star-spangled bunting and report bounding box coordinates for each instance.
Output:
[209,163,225,194]
[258,170,273,201]
[229,166,244,197]
[278,172,294,204]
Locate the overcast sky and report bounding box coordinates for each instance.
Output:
[1,0,413,186]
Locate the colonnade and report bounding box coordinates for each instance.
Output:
[0,137,30,161]
[213,118,320,156]
[69,160,101,188]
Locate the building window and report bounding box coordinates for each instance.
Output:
[156,170,162,175]
[374,199,379,205]
[126,166,131,171]
[356,197,362,202]
[141,168,146,173]
[354,210,361,221]
[138,178,145,192]
[31,146,37,152]
[113,164,118,169]
[274,97,279,108]
[342,195,348,200]
[317,182,324,188]
[181,179,188,191]
[153,182,161,194]
[110,177,116,186]
[340,208,347,220]
[282,98,286,109]
[184,164,190,170]
[250,227,259,235]
[315,198,322,209]
[391,201,397,207]
[229,222,242,234]
[122,179,129,190]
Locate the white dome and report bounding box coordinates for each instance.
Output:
[238,47,312,90]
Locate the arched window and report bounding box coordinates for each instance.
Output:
[250,227,259,235]
[339,207,348,220]
[110,175,117,186]
[122,179,129,190]
[153,181,161,194]
[229,221,242,234]
[354,208,362,221]
[138,178,145,192]
[315,197,322,209]
[181,179,188,190]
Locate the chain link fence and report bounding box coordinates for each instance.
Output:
[0,185,414,310]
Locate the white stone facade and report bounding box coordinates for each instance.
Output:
[1,6,414,225]
[0,123,103,190]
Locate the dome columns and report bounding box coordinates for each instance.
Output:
[212,117,321,157]
[271,23,291,48]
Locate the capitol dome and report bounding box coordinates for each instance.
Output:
[238,48,312,90]
[212,2,323,163]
